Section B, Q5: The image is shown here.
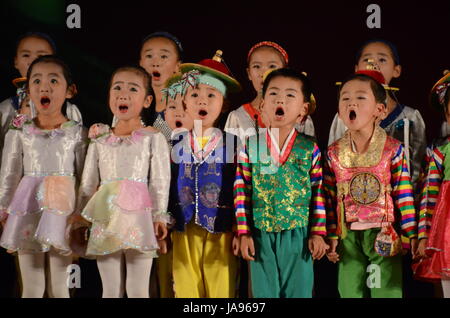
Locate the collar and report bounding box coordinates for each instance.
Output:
[380,104,404,128]
[190,129,223,163]
[243,103,266,128]
[266,127,297,165]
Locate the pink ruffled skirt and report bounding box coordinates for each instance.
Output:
[82,179,158,257]
[0,176,75,254]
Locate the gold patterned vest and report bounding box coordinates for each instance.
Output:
[249,133,314,232]
[328,126,400,235]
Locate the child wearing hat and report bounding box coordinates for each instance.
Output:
[324,70,418,298]
[416,71,450,297]
[328,39,426,194]
[236,68,328,298]
[225,41,315,143]
[169,51,241,298]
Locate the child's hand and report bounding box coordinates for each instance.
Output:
[154,222,168,241]
[410,238,419,259]
[157,235,172,255]
[326,239,340,263]
[416,239,428,259]
[308,235,329,260]
[232,235,240,257]
[240,234,255,261]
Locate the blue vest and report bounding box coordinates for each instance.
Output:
[170,132,238,233]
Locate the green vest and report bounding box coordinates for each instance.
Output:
[439,141,450,181]
[248,133,314,232]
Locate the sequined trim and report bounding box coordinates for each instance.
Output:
[100,177,148,185]
[337,126,387,168]
[24,172,75,177]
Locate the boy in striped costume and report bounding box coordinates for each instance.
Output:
[324,72,418,298]
[235,68,328,298]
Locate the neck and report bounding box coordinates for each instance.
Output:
[386,94,397,115]
[250,94,263,112]
[154,86,165,113]
[114,117,144,136]
[271,124,295,150]
[193,124,216,138]
[349,123,376,154]
[35,113,67,130]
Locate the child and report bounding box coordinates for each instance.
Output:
[0,55,87,298]
[416,71,450,297]
[236,68,328,298]
[328,39,426,191]
[153,75,193,298]
[225,41,315,143]
[169,50,241,298]
[74,66,171,298]
[324,71,418,298]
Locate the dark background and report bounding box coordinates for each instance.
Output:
[0,0,448,298]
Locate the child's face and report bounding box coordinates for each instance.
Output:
[164,95,193,131]
[355,42,401,85]
[338,79,384,132]
[109,71,152,122]
[184,83,223,130]
[247,47,285,94]
[15,37,54,78]
[28,62,72,117]
[140,37,180,89]
[261,76,308,129]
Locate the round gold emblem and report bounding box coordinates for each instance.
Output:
[349,172,381,205]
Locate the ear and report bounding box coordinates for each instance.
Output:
[354,64,360,72]
[14,56,18,70]
[392,64,401,79]
[246,67,251,82]
[296,102,309,124]
[143,95,153,109]
[374,102,385,118]
[174,60,181,74]
[65,84,77,99]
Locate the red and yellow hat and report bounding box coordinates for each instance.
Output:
[430,70,450,111]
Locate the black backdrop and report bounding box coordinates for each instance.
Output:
[0,0,449,298]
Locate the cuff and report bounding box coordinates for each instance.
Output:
[152,211,174,225]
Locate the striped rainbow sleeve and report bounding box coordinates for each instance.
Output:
[418,146,444,239]
[310,144,326,236]
[234,142,253,235]
[323,151,338,239]
[391,144,417,239]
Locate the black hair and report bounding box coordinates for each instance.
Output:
[262,67,312,107]
[141,31,183,61]
[445,88,450,113]
[355,39,400,66]
[26,55,75,117]
[108,66,156,126]
[339,73,387,106]
[15,32,57,56]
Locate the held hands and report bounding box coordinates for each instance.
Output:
[308,235,329,260]
[157,235,171,255]
[240,234,256,261]
[415,239,428,260]
[154,222,168,254]
[326,239,340,263]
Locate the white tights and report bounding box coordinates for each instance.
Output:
[97,249,154,298]
[442,279,450,298]
[18,249,72,298]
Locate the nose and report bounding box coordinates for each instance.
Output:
[118,93,129,101]
[40,82,50,93]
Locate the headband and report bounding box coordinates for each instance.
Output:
[143,31,183,59]
[165,70,227,99]
[247,41,289,65]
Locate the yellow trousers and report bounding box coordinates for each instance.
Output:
[156,248,174,298]
[172,222,238,298]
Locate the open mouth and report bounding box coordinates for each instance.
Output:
[119,105,129,113]
[198,109,208,118]
[275,107,285,120]
[40,96,51,108]
[349,110,357,121]
[175,120,183,128]
[152,71,161,80]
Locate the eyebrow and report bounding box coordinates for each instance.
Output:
[112,81,141,87]
[285,88,298,92]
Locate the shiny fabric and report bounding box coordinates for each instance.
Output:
[249,132,313,232]
[78,124,171,256]
[224,105,315,144]
[170,131,237,234]
[328,106,427,188]
[0,117,87,254]
[0,98,18,166]
[328,127,398,232]
[426,181,450,277]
